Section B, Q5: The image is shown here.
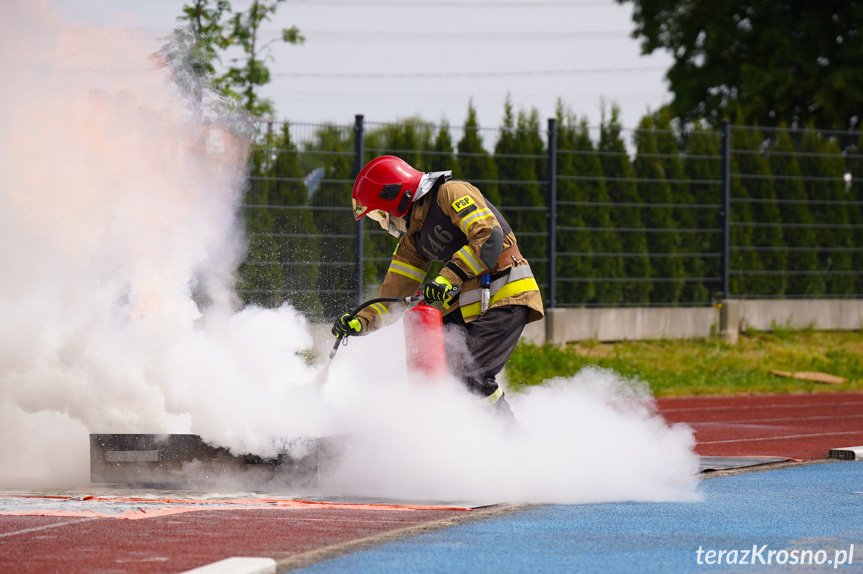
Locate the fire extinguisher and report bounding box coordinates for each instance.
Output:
[329,288,458,380]
[402,300,446,378]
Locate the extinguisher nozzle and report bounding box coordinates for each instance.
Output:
[329,336,342,359]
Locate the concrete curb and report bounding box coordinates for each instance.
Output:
[182,557,277,574]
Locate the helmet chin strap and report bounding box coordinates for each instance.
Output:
[387,216,408,238]
[375,211,408,238]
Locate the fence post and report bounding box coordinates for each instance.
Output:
[720,119,731,301]
[718,119,740,343]
[353,114,365,303]
[546,117,557,309]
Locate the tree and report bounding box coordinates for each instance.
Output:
[633,114,684,305]
[308,124,357,316]
[177,0,231,79]
[221,0,304,117]
[797,127,856,295]
[494,98,547,288]
[554,105,595,305]
[619,0,863,130]
[848,132,863,294]
[178,0,306,310]
[682,120,722,299]
[267,123,322,315]
[561,111,626,305]
[767,127,822,296]
[237,209,284,308]
[730,114,786,297]
[365,118,434,172]
[655,108,709,304]
[600,104,651,305]
[237,148,283,308]
[456,101,500,205]
[432,120,459,178]
[179,0,304,116]
[727,133,763,298]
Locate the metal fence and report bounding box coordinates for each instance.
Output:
[238,115,863,320]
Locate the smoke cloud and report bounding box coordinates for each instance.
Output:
[0,1,699,503]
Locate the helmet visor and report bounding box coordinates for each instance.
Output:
[352,198,404,237]
[365,209,389,224]
[353,197,389,220]
[352,197,369,219]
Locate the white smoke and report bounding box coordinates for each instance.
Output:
[0,1,700,503]
[323,332,699,504]
[0,1,335,484]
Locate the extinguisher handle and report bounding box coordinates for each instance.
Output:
[414,285,459,304]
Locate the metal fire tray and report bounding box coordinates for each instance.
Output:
[89,434,342,488]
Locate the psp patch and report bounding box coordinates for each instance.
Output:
[452,195,475,212]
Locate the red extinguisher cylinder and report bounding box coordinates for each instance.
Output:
[403,302,446,378]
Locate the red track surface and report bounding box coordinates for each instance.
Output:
[0,506,462,573]
[656,391,863,459]
[3,391,862,574]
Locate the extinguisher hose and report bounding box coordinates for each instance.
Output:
[329,295,418,359]
[328,286,460,359]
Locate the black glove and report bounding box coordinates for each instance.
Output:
[332,313,363,338]
[422,276,453,302]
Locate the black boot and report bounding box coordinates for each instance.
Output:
[490,394,521,432]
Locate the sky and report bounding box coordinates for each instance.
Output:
[47,0,674,133]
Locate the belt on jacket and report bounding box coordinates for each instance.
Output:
[489,245,523,274]
[443,245,524,309]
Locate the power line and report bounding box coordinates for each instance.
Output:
[272,65,667,78]
[260,30,632,43]
[282,0,613,6]
[267,90,668,98]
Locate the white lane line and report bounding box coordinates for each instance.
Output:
[661,400,863,413]
[699,430,863,444]
[0,517,100,538]
[180,557,276,574]
[689,414,863,425]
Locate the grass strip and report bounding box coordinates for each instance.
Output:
[507,329,863,397]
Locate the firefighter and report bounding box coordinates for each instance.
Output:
[332,155,544,420]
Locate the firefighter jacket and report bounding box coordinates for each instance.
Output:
[355,177,544,333]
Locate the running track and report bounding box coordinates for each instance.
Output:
[2,391,861,573]
[656,391,863,459]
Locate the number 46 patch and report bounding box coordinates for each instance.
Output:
[452,195,475,212]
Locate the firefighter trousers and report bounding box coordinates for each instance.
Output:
[442,304,530,402]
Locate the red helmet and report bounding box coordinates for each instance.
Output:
[352,156,424,221]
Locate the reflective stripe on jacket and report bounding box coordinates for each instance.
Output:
[455,264,540,322]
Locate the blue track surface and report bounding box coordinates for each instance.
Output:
[297,462,863,573]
